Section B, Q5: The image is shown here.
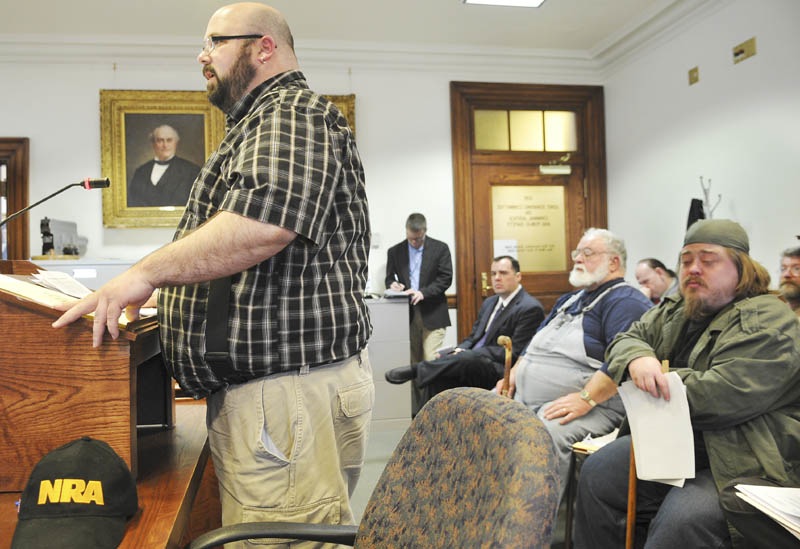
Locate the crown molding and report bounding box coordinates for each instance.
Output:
[0,34,600,80]
[592,0,731,78]
[0,1,726,81]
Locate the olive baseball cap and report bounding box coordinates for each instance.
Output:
[684,219,749,253]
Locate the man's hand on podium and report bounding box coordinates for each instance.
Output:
[52,267,156,347]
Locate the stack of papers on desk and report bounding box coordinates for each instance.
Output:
[32,269,93,298]
[735,484,800,540]
[618,372,694,487]
[383,288,409,298]
[0,272,156,328]
[0,273,79,308]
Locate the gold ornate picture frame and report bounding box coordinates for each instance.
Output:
[100,90,225,228]
[100,91,355,228]
[325,94,356,136]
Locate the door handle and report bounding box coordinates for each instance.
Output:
[481,272,491,297]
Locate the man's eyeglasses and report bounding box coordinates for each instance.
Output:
[570,248,609,261]
[201,34,263,55]
[780,265,800,276]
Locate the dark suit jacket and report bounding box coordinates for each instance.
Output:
[385,235,453,330]
[458,287,544,364]
[127,156,201,207]
[413,286,545,399]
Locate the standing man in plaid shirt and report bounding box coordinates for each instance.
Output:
[54,3,373,543]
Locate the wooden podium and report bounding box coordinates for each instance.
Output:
[0,260,172,492]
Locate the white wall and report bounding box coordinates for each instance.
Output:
[1,0,797,300]
[605,0,800,284]
[0,39,597,298]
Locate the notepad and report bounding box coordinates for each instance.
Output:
[572,428,619,454]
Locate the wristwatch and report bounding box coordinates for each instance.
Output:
[579,389,597,407]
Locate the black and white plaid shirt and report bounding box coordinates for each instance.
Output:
[158,71,372,398]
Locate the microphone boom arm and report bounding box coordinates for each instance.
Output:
[0,178,109,228]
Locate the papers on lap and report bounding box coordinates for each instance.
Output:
[572,428,619,454]
[735,484,800,540]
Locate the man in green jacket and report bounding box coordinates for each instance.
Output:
[573,219,800,549]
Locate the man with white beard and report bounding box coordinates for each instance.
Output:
[497,227,651,495]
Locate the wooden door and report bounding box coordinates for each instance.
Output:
[0,138,30,260]
[471,163,587,312]
[451,82,607,340]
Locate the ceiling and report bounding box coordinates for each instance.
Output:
[1,0,689,55]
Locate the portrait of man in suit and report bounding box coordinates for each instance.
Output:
[126,124,202,208]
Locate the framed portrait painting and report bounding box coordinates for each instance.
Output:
[100,90,225,228]
[100,90,355,228]
[324,94,356,136]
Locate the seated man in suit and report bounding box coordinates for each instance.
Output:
[385,255,545,411]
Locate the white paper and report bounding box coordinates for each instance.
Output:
[572,428,619,453]
[33,269,93,298]
[0,273,79,308]
[383,289,408,298]
[618,372,694,486]
[0,273,155,328]
[736,484,800,540]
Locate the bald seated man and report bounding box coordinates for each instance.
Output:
[635,257,678,305]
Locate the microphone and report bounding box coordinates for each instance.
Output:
[82,177,111,189]
[0,177,111,228]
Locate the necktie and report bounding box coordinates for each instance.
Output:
[474,303,505,349]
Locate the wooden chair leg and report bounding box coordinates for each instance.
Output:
[625,360,666,548]
[625,443,637,549]
[563,450,580,549]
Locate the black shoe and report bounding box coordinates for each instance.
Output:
[385,364,416,384]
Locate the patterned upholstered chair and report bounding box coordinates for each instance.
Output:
[186,387,562,549]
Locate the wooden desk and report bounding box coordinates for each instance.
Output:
[0,260,171,491]
[0,402,221,549]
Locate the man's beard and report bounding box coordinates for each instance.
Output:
[206,46,257,113]
[780,280,800,302]
[681,277,729,320]
[683,292,711,320]
[569,261,609,288]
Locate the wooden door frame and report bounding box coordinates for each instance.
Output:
[1,138,30,260]
[450,82,607,340]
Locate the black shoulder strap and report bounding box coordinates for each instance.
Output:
[204,276,247,384]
